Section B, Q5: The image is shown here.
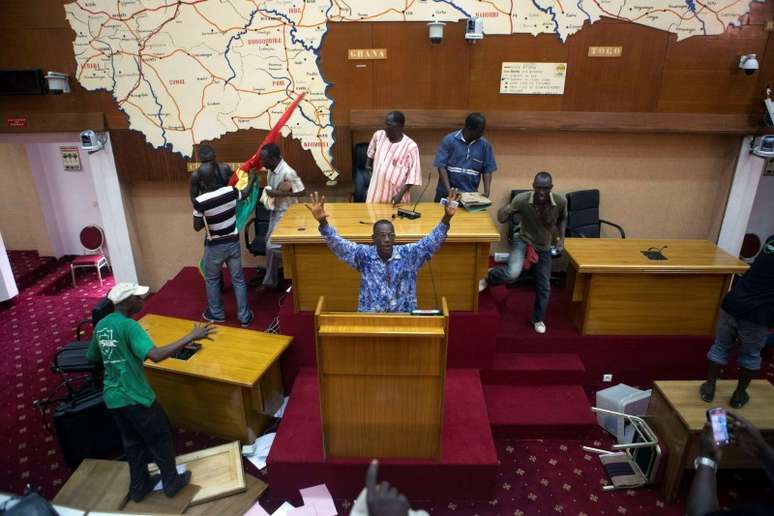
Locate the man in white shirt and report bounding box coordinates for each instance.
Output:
[260,143,305,290]
[365,111,422,205]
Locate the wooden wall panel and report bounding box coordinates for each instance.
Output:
[468,33,567,111]
[562,19,669,112]
[371,22,470,109]
[658,25,770,113]
[320,23,374,126]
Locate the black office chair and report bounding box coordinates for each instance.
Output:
[245,201,273,283]
[352,142,370,202]
[565,189,625,238]
[41,297,113,406]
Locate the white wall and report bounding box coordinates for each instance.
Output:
[26,140,103,256]
[0,132,138,284]
[745,172,774,246]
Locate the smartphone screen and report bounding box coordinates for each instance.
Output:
[707,407,730,445]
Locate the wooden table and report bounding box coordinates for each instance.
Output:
[564,239,748,335]
[271,203,501,312]
[646,380,774,502]
[139,314,292,443]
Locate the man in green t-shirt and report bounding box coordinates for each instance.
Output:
[483,171,567,334]
[87,282,216,502]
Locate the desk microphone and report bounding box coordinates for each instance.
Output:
[396,167,434,220]
[641,245,668,261]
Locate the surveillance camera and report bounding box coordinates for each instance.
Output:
[739,54,759,76]
[80,130,107,154]
[427,18,445,44]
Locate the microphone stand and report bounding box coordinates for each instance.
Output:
[397,168,434,219]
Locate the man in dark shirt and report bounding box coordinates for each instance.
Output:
[483,172,567,334]
[701,234,774,408]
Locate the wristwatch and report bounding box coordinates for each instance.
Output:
[694,456,718,472]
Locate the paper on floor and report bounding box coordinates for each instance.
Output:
[272,501,297,516]
[243,432,276,470]
[274,396,290,418]
[299,483,337,515]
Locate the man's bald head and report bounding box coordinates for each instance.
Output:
[197,162,221,192]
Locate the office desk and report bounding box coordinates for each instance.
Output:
[564,239,748,335]
[140,314,292,442]
[271,203,501,312]
[647,380,774,502]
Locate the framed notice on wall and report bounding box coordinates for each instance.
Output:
[500,62,567,95]
[60,146,82,172]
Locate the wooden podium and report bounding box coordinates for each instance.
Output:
[315,297,449,460]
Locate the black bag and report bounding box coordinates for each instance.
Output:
[52,390,122,468]
[0,490,57,515]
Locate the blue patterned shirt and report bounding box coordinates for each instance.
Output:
[319,222,449,312]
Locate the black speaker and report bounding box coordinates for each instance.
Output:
[0,69,46,95]
[52,390,123,468]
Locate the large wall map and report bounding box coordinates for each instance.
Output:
[65,0,758,181]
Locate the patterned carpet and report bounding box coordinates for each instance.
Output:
[1,266,772,515]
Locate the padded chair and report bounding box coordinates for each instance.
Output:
[42,297,114,406]
[70,226,110,286]
[352,142,371,202]
[565,189,625,238]
[245,201,273,282]
[583,407,663,491]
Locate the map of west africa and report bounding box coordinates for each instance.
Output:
[65,0,759,181]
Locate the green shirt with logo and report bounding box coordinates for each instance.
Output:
[86,312,156,409]
[506,191,567,252]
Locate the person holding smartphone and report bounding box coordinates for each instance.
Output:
[687,411,774,516]
[305,189,460,312]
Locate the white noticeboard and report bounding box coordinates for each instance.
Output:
[500,62,567,95]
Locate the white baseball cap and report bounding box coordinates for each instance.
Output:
[108,282,150,304]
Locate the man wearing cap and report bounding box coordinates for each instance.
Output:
[87,283,217,502]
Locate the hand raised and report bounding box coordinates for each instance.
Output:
[366,460,409,516]
[305,191,328,223]
[444,188,462,218]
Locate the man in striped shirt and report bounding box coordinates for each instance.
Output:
[365,111,422,205]
[193,163,256,326]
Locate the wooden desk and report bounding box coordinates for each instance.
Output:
[139,314,292,443]
[564,239,748,335]
[271,203,500,312]
[647,380,774,502]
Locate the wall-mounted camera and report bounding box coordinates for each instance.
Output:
[80,130,107,154]
[739,54,759,76]
[427,16,445,44]
[465,16,484,41]
[45,71,70,94]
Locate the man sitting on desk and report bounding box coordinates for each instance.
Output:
[304,189,461,312]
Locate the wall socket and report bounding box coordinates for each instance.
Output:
[602,373,613,383]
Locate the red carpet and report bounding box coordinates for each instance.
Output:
[2,265,773,515]
[7,250,57,292]
[267,368,499,500]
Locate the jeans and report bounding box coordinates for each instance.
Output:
[707,308,769,370]
[110,402,180,497]
[262,209,284,287]
[203,240,251,323]
[487,237,552,323]
[353,168,372,202]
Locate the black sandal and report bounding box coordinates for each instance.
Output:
[730,390,750,409]
[699,381,715,402]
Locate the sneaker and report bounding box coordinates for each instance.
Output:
[240,310,255,328]
[533,321,547,334]
[163,470,192,498]
[202,311,225,323]
[478,278,488,293]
